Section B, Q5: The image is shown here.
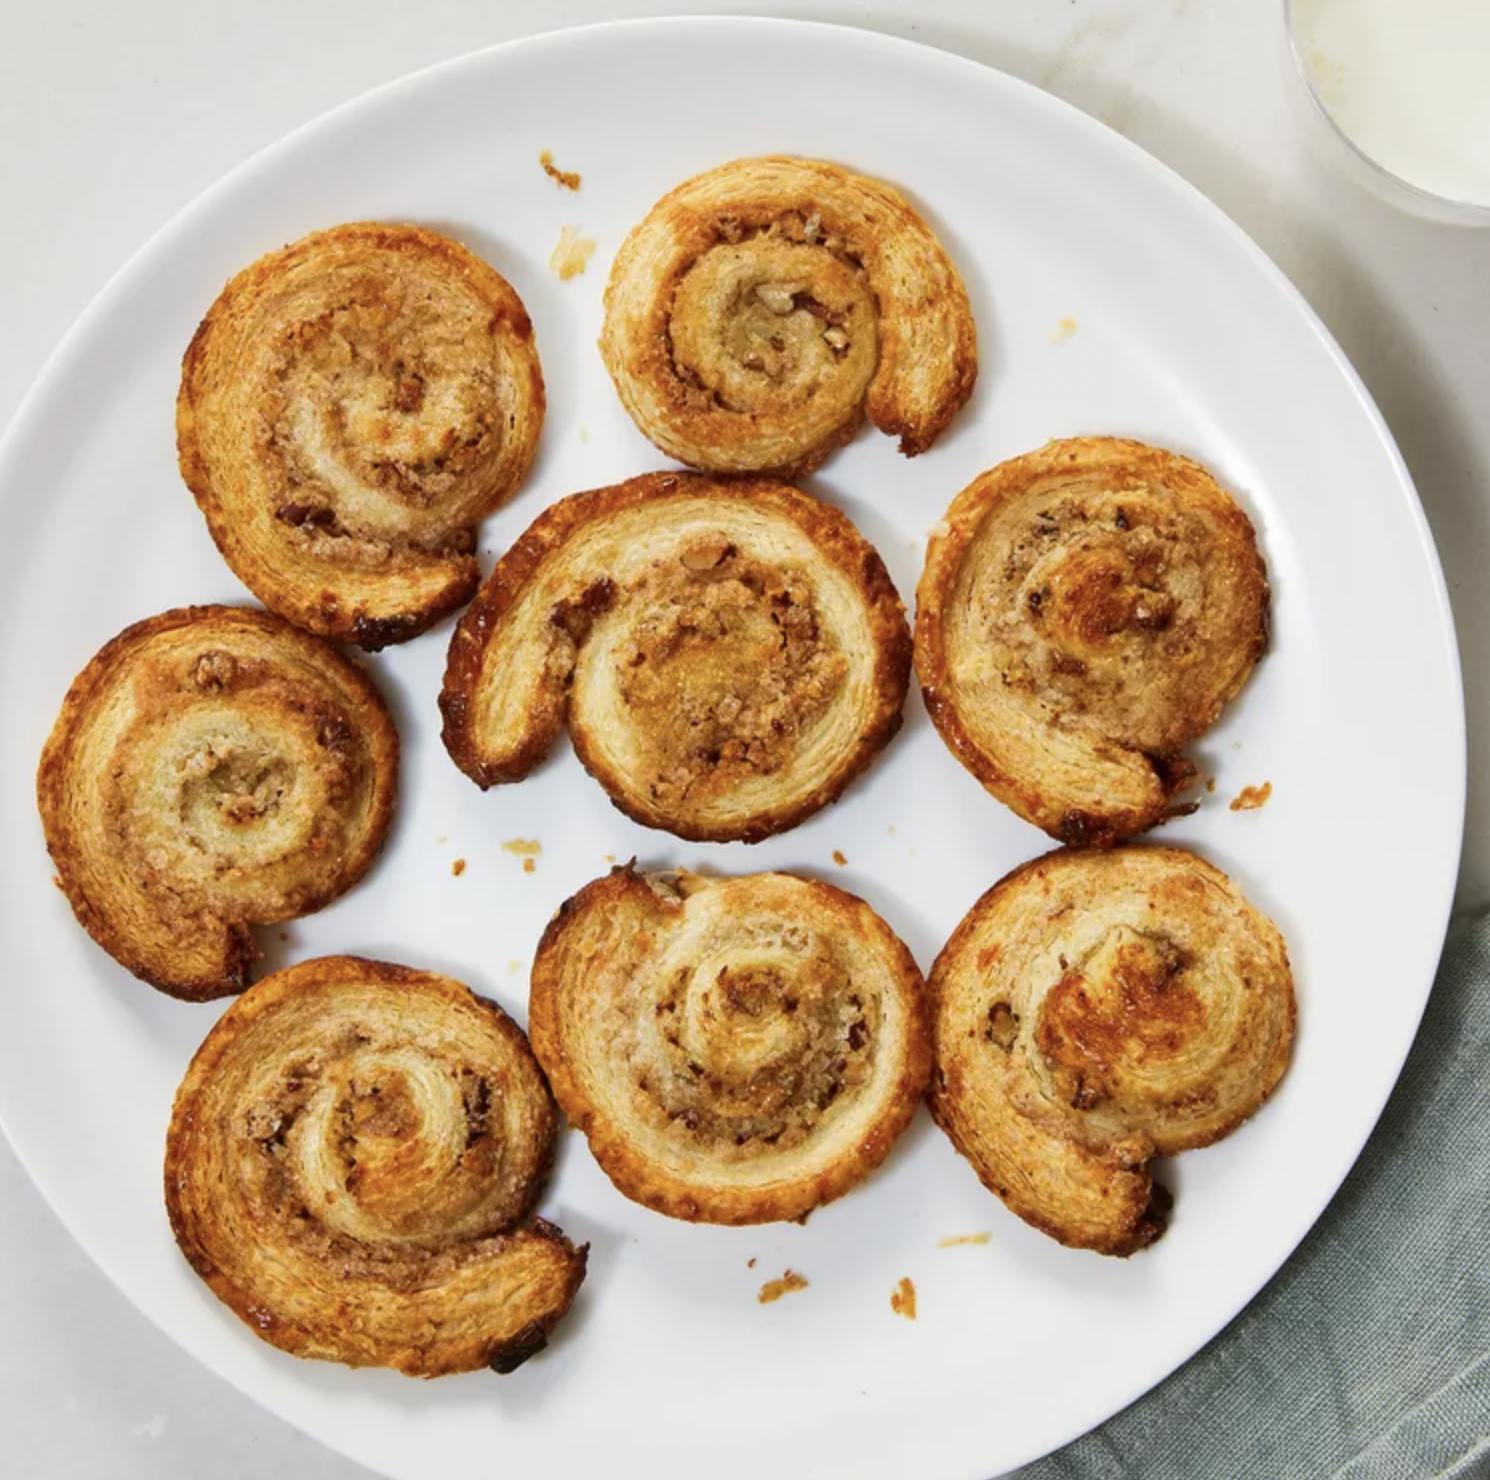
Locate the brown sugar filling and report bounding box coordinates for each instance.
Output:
[615,544,848,812]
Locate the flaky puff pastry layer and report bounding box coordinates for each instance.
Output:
[928,847,1294,1256]
[178,223,544,649]
[916,438,1269,845]
[530,868,932,1225]
[440,471,910,843]
[166,956,586,1375]
[600,156,977,477]
[37,606,397,1000]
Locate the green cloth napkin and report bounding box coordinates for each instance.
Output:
[1017,916,1490,1480]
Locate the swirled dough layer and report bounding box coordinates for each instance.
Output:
[928,846,1294,1255]
[440,471,910,843]
[38,606,397,999]
[178,223,544,648]
[530,868,932,1225]
[600,157,977,477]
[165,956,586,1375]
[916,437,1269,844]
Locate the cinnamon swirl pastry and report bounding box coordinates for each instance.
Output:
[928,846,1294,1255]
[165,956,586,1375]
[600,156,977,477]
[178,223,544,649]
[529,868,931,1225]
[37,606,396,1000]
[916,437,1269,845]
[440,471,909,843]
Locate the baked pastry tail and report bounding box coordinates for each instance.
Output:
[440,470,910,843]
[916,437,1269,844]
[530,868,932,1225]
[928,846,1294,1255]
[178,223,545,648]
[37,606,397,1000]
[165,956,587,1375]
[600,156,977,477]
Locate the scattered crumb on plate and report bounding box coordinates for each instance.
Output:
[451,858,466,877]
[503,839,542,857]
[747,1257,756,1269]
[1050,316,1078,343]
[758,1270,809,1304]
[538,149,581,191]
[435,834,448,845]
[549,224,595,280]
[1230,781,1273,812]
[886,825,897,837]
[523,857,536,874]
[938,1232,992,1248]
[1206,777,1217,794]
[890,1277,917,1320]
[832,849,848,867]
[508,958,522,974]
[603,852,617,863]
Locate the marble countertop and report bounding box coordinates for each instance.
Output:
[3,2,1486,1476]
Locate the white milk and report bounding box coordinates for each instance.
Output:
[1293,0,1490,206]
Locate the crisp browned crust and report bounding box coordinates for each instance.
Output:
[177,222,545,649]
[915,437,1269,845]
[926,846,1294,1256]
[37,606,397,1000]
[530,868,932,1225]
[599,156,977,478]
[440,470,910,843]
[165,955,587,1376]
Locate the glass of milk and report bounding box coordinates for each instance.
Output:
[1285,0,1490,225]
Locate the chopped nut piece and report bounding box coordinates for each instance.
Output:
[755,283,801,315]
[758,1270,809,1304]
[1230,782,1272,812]
[538,149,581,191]
[890,1276,917,1319]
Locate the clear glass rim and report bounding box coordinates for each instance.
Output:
[1282,0,1490,223]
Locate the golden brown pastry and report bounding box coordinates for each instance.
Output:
[178,223,544,648]
[165,956,586,1375]
[530,868,931,1225]
[600,156,977,477]
[37,606,397,1000]
[916,437,1269,845]
[440,471,910,843]
[927,846,1294,1255]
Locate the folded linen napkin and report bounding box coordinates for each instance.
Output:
[1017,916,1490,1480]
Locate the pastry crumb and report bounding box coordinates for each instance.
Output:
[758,1270,808,1304]
[508,958,521,974]
[603,852,617,863]
[435,834,448,845]
[523,857,536,874]
[451,858,466,877]
[1230,782,1273,812]
[502,839,542,857]
[538,149,582,191]
[832,849,848,867]
[1205,778,1216,794]
[938,1231,992,1248]
[747,1257,756,1269]
[890,1277,917,1320]
[549,224,595,281]
[1050,316,1078,343]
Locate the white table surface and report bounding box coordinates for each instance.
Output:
[3,2,1486,1476]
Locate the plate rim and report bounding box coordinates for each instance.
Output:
[0,15,1467,1476]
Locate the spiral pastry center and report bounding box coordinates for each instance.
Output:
[271,295,501,545]
[613,547,848,811]
[669,240,877,416]
[635,940,874,1150]
[271,1046,500,1246]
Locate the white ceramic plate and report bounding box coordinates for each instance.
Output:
[0,18,1463,1479]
